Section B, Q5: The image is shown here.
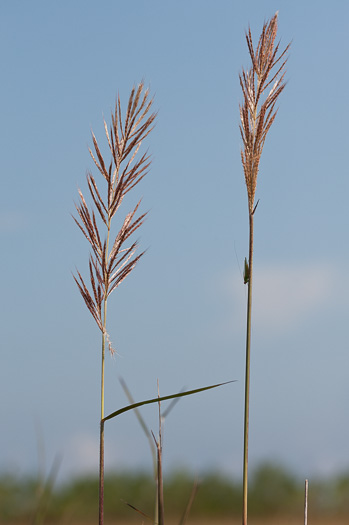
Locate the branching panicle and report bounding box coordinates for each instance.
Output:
[239,12,290,213]
[73,82,155,352]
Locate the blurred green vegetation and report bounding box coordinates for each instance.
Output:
[1,463,349,523]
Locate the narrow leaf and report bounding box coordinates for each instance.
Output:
[103,381,234,422]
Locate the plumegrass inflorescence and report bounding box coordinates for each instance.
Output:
[73,84,155,352]
[73,82,155,525]
[239,13,290,525]
[239,12,290,214]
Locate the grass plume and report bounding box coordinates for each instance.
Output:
[239,12,290,525]
[240,12,290,214]
[73,82,155,525]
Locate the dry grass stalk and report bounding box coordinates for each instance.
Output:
[304,479,309,525]
[239,13,289,525]
[153,382,165,525]
[73,82,155,525]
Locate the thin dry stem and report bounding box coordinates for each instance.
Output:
[304,479,309,525]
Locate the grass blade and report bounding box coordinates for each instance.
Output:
[103,381,234,422]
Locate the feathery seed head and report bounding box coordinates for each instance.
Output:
[239,13,290,213]
[73,82,155,354]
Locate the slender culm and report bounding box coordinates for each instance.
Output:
[73,82,155,525]
[239,13,289,525]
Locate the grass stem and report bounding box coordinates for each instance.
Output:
[99,419,105,525]
[73,83,155,524]
[304,479,309,525]
[242,212,254,525]
[238,13,289,524]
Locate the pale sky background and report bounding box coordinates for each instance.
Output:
[1,0,349,485]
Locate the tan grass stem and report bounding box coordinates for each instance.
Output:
[304,479,309,525]
[239,13,289,525]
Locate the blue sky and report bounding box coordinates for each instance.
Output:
[1,0,349,484]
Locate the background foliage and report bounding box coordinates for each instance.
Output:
[1,463,349,523]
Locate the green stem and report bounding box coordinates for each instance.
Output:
[99,329,106,525]
[156,391,164,525]
[99,418,104,525]
[99,221,111,525]
[242,210,254,525]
